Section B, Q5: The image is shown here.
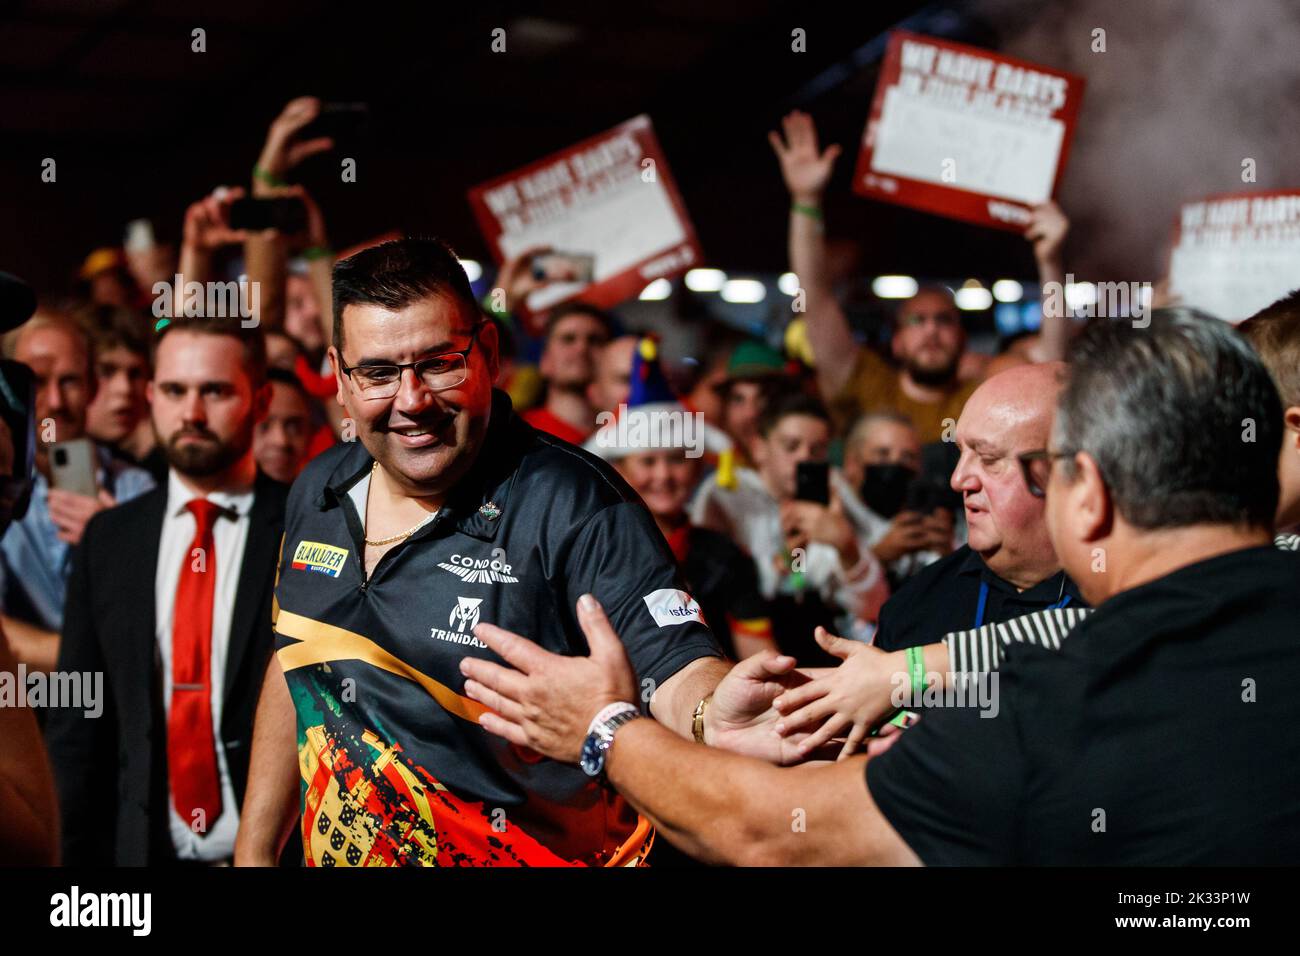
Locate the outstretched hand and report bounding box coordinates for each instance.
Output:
[461,594,638,764]
[255,96,334,188]
[772,627,910,760]
[1025,199,1068,266]
[704,649,839,766]
[768,110,841,205]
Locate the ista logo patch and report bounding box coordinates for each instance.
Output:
[642,588,703,627]
[291,540,349,578]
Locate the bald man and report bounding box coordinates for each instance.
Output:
[870,362,1084,653]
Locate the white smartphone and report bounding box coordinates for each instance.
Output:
[49,438,99,498]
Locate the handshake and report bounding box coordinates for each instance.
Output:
[460,593,932,770]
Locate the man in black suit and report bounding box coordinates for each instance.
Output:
[47,315,286,865]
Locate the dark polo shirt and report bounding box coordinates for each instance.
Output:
[273,389,720,867]
[874,545,1086,652]
[867,545,1300,864]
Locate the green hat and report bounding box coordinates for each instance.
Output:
[720,340,787,384]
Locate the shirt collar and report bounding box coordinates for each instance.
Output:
[166,468,256,519]
[957,545,1079,601]
[319,389,527,543]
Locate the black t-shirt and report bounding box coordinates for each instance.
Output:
[866,545,1300,864]
[273,389,721,867]
[874,545,1086,652]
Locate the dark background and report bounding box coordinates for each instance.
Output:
[1,0,1046,296]
[6,0,1299,301]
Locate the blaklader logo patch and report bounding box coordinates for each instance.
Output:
[291,540,349,578]
[642,589,703,627]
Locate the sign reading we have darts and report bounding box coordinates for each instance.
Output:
[1168,190,1300,323]
[467,115,703,313]
[853,30,1085,232]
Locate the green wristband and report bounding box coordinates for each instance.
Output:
[906,645,925,700]
[888,710,914,729]
[301,245,332,262]
[791,202,824,221]
[253,165,288,187]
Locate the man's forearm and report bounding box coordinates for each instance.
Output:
[234,659,300,865]
[1034,251,1070,362]
[606,718,916,866]
[2,615,59,672]
[308,255,334,350]
[244,234,287,332]
[0,625,58,864]
[649,655,731,739]
[788,203,858,398]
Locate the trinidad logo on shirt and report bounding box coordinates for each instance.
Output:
[437,547,519,584]
[449,597,483,632]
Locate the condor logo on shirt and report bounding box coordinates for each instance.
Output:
[642,589,703,628]
[291,540,349,578]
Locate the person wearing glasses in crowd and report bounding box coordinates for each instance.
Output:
[235,238,827,868]
[754,359,1083,757]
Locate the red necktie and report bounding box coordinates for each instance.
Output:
[168,498,224,836]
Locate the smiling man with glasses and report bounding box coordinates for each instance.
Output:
[235,237,812,868]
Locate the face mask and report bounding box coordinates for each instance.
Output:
[860,463,917,519]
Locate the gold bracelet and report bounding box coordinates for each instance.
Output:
[692,694,712,744]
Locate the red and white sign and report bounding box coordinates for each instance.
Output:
[1168,190,1300,322]
[467,115,703,313]
[853,31,1085,232]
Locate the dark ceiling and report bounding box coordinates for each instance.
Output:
[0,0,1041,295]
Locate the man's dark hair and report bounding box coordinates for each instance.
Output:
[758,389,831,438]
[151,315,267,389]
[331,237,479,351]
[1054,309,1281,529]
[544,301,617,341]
[74,304,150,361]
[266,366,311,400]
[1239,288,1300,410]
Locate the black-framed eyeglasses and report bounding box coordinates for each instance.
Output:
[1017,449,1075,498]
[339,325,481,399]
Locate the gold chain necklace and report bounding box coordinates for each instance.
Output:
[364,462,433,547]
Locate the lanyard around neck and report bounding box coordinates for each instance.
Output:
[974,578,1071,629]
